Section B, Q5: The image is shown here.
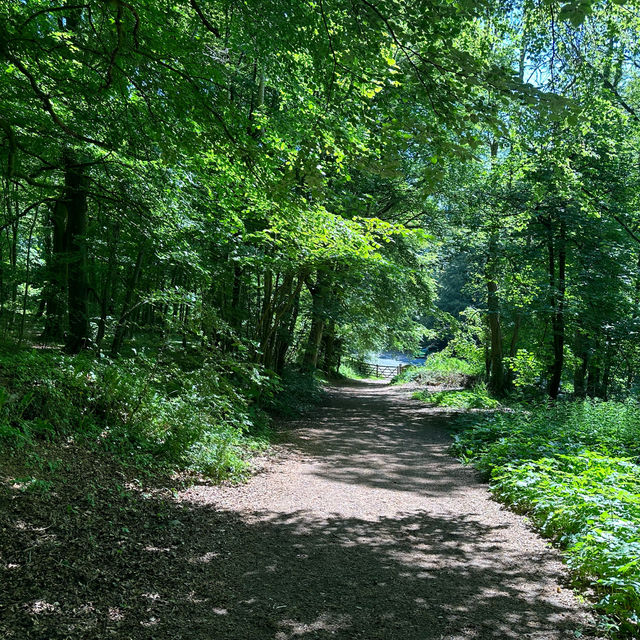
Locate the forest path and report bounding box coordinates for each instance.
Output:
[181,380,601,639]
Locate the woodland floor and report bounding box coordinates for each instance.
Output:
[1,380,604,639]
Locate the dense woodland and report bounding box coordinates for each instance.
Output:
[2,0,640,395]
[3,0,640,635]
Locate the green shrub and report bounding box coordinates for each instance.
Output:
[392,352,480,386]
[451,399,640,472]
[266,367,326,416]
[493,453,640,634]
[339,362,383,380]
[412,386,500,409]
[0,348,271,481]
[451,400,640,633]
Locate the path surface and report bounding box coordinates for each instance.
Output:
[180,381,600,639]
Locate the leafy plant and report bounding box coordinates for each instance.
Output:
[392,351,481,387]
[412,386,500,409]
[451,400,640,632]
[0,348,271,481]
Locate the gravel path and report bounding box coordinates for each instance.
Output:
[181,380,601,639]
[1,379,603,639]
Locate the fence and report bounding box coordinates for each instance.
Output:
[347,360,409,379]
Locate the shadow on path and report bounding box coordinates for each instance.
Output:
[284,381,482,496]
[0,381,600,639]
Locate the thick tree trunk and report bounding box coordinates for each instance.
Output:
[65,157,90,353]
[321,319,340,376]
[587,357,602,398]
[260,272,303,371]
[302,272,330,370]
[273,281,302,375]
[303,311,324,370]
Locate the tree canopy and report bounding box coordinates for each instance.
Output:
[1,0,639,394]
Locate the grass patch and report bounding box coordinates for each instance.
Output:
[450,400,640,636]
[412,386,500,409]
[339,362,384,380]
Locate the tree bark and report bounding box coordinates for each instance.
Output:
[321,319,340,375]
[64,155,90,353]
[485,140,506,396]
[573,333,589,398]
[547,219,566,399]
[110,247,144,356]
[302,271,330,370]
[485,233,505,395]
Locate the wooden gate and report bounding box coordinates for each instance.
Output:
[348,360,409,378]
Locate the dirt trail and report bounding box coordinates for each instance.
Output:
[1,380,603,640]
[181,380,601,639]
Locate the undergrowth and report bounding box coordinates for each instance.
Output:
[392,352,481,387]
[266,367,327,416]
[412,386,500,409]
[450,400,640,636]
[338,362,384,380]
[0,347,273,481]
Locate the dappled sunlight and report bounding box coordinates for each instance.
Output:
[281,381,478,499]
[0,381,599,639]
[276,612,353,638]
[1,478,596,639]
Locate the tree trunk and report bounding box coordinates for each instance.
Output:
[485,141,506,396]
[110,248,144,356]
[96,223,119,349]
[18,205,40,343]
[64,156,90,353]
[547,219,566,399]
[303,311,324,370]
[321,319,340,376]
[505,313,521,387]
[41,200,68,341]
[485,234,505,395]
[273,280,302,375]
[573,336,589,399]
[587,358,601,398]
[302,271,330,370]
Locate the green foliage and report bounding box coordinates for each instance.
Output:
[266,367,327,417]
[339,361,385,380]
[422,351,482,375]
[0,348,271,481]
[452,399,640,474]
[392,351,481,386]
[504,349,545,388]
[339,362,377,380]
[412,386,499,409]
[451,400,640,632]
[494,454,640,634]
